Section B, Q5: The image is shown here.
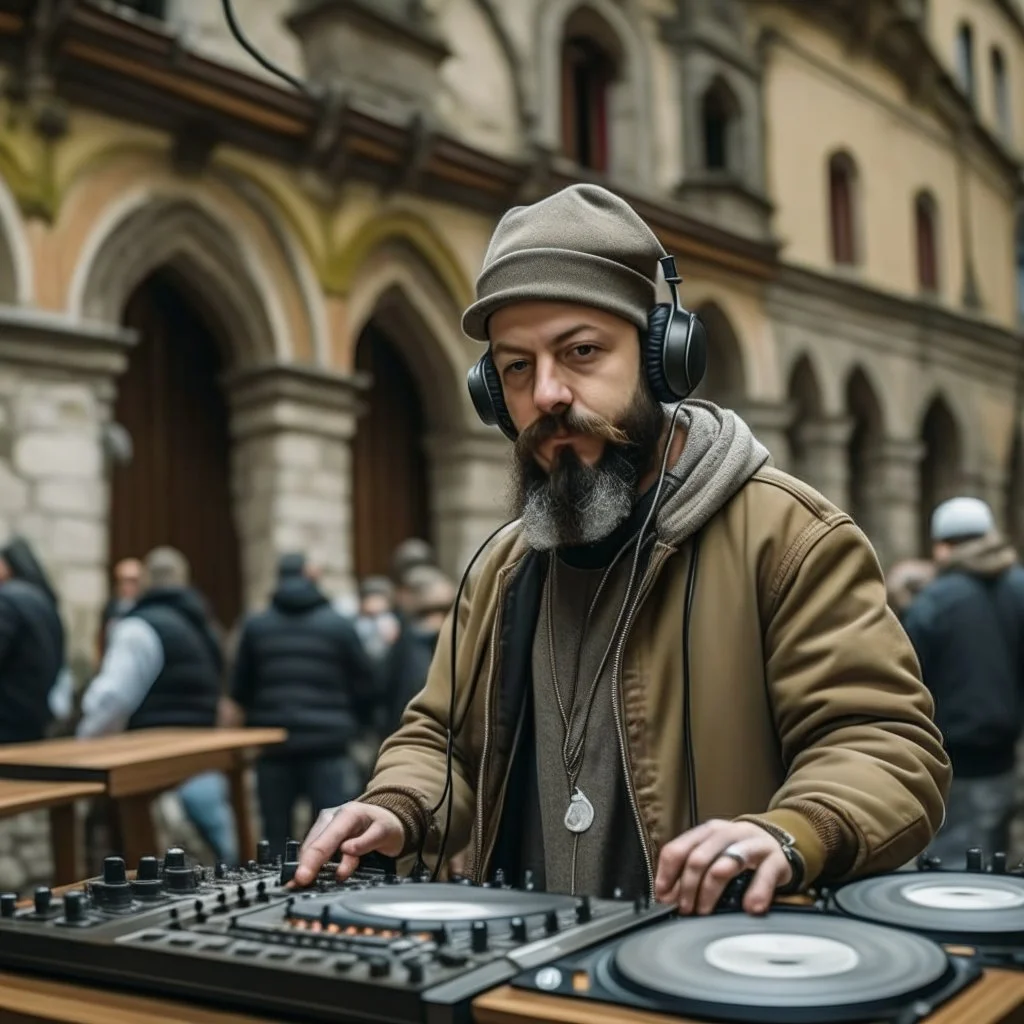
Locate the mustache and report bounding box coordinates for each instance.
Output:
[514,406,629,459]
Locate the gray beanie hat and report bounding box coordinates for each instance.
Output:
[462,184,666,342]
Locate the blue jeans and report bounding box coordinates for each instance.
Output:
[178,771,239,866]
[256,754,363,859]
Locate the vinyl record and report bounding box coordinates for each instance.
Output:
[833,873,1024,945]
[603,913,954,1014]
[292,883,575,931]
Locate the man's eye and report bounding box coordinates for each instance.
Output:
[573,344,596,358]
[505,360,528,375]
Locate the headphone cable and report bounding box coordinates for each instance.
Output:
[220,0,315,96]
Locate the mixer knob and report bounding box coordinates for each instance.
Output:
[405,958,425,984]
[168,907,180,930]
[368,955,390,978]
[215,862,227,879]
[136,856,160,882]
[543,910,559,935]
[284,840,300,862]
[992,852,1008,874]
[34,887,52,916]
[280,841,301,885]
[256,881,269,903]
[0,893,16,918]
[163,848,197,893]
[245,860,258,873]
[966,847,984,872]
[522,870,536,892]
[236,884,250,908]
[575,897,592,924]
[510,916,527,942]
[471,920,488,953]
[194,899,207,924]
[612,887,624,900]
[93,857,133,911]
[62,891,87,924]
[384,872,399,885]
[915,853,940,872]
[256,840,272,867]
[493,868,506,888]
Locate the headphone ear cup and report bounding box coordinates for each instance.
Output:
[681,311,708,397]
[467,353,517,440]
[643,303,682,404]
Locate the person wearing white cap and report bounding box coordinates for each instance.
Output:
[901,496,1024,867]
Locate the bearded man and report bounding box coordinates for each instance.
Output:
[295,184,950,915]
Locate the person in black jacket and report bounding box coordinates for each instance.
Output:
[902,497,1024,867]
[0,537,66,743]
[77,547,237,863]
[232,553,378,857]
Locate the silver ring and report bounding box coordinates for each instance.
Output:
[719,844,746,868]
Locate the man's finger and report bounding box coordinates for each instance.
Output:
[293,806,368,886]
[654,820,718,901]
[340,819,393,857]
[300,807,340,856]
[676,833,736,914]
[694,842,755,916]
[742,853,789,915]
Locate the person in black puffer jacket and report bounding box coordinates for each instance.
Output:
[902,497,1024,867]
[0,537,66,743]
[232,553,378,858]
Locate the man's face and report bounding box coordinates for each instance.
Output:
[489,302,665,550]
[114,559,141,601]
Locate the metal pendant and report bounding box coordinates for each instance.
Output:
[564,787,595,834]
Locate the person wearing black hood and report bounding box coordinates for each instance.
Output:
[77,546,237,863]
[0,536,67,743]
[231,553,378,858]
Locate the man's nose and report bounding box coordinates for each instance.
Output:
[532,361,573,416]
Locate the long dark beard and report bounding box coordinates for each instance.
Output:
[508,382,666,550]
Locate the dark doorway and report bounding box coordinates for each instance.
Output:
[351,324,432,579]
[918,397,962,555]
[110,269,242,631]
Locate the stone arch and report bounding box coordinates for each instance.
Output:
[846,367,886,540]
[536,0,654,183]
[693,301,747,403]
[346,243,475,433]
[69,190,290,367]
[468,0,531,135]
[785,354,823,479]
[918,394,964,553]
[327,211,475,312]
[0,172,33,304]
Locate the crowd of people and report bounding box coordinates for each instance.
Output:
[0,532,455,865]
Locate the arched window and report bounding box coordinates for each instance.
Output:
[701,77,740,173]
[914,191,939,294]
[991,47,1011,139]
[956,22,975,103]
[828,152,859,266]
[561,20,618,172]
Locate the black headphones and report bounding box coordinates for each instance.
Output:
[466,255,707,440]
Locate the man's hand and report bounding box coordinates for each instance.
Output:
[654,819,792,916]
[292,802,405,886]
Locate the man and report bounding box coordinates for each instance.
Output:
[77,547,237,864]
[296,184,949,915]
[232,553,378,858]
[351,575,401,665]
[0,537,66,743]
[381,566,456,738]
[901,497,1024,866]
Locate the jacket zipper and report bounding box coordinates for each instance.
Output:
[472,568,514,880]
[611,545,672,902]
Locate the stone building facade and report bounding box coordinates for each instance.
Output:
[0,0,1021,886]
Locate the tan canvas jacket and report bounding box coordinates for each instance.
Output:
[363,466,951,893]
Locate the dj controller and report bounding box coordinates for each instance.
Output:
[0,842,1021,1024]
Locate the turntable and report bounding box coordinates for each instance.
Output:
[829,848,1024,969]
[501,907,982,1023]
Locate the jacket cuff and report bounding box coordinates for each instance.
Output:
[735,808,831,889]
[360,788,432,858]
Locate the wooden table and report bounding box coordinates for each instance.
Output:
[0,781,106,891]
[0,729,286,882]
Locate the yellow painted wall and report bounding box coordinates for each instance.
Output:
[757,4,1020,329]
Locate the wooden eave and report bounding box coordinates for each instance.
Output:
[0,0,780,280]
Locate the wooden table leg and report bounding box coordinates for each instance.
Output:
[228,758,254,866]
[48,804,78,887]
[115,794,158,868]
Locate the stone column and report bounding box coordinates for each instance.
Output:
[731,399,795,474]
[226,364,366,610]
[963,461,1009,530]
[792,416,854,512]
[0,307,134,677]
[871,438,924,565]
[423,430,512,578]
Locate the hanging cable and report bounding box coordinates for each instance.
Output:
[220,0,314,96]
